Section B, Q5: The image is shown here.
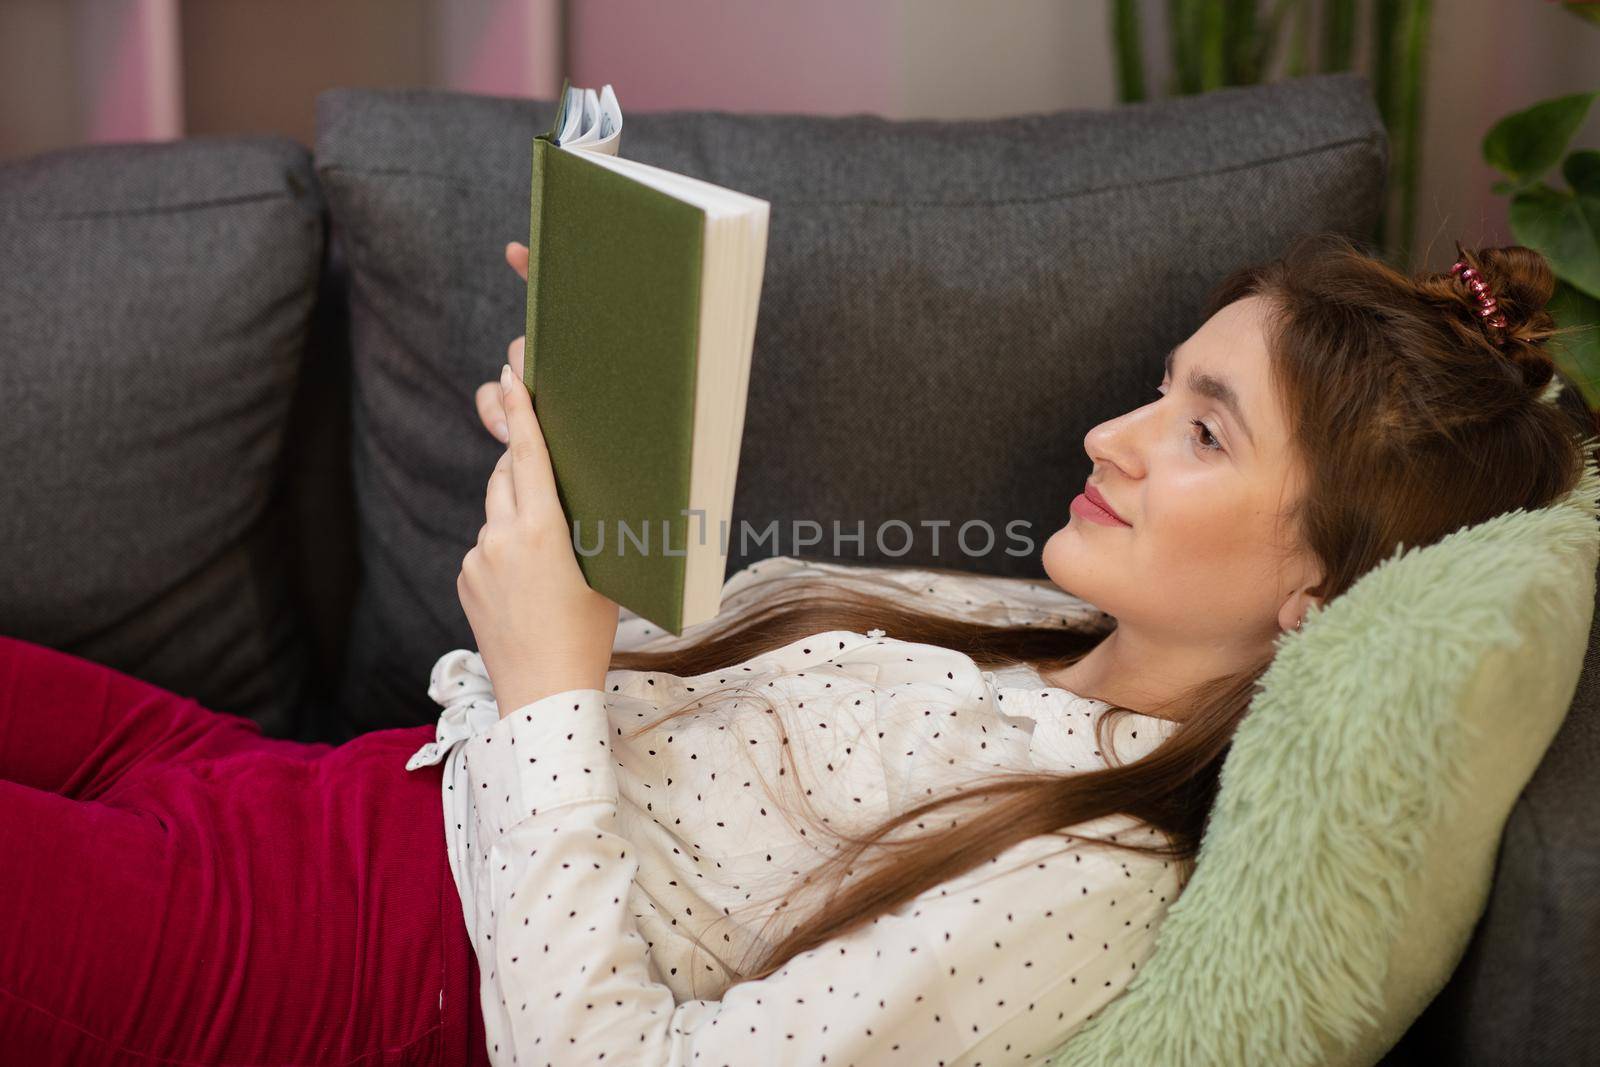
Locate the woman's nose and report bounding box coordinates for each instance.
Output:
[1084,407,1147,478]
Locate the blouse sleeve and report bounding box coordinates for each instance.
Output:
[458,688,1177,1066]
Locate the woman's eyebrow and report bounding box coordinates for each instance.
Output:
[1164,344,1256,450]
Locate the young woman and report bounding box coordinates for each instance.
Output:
[1,233,1586,1066]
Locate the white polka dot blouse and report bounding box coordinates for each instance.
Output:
[405,555,1183,1066]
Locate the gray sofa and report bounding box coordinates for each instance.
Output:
[2,72,1592,1064]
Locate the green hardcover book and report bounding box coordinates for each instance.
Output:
[525,79,770,636]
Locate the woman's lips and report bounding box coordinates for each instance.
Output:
[1083,482,1131,524]
[1070,492,1132,527]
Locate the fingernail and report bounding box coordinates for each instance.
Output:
[493,419,508,441]
[500,363,513,391]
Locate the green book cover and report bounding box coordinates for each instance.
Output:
[524,96,709,635]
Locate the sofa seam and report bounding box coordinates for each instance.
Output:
[13,190,299,223]
[313,131,1382,209]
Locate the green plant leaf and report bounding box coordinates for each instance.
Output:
[1562,1,1600,27]
[1483,91,1598,182]
[1549,281,1600,410]
[1566,149,1600,197]
[1509,185,1600,300]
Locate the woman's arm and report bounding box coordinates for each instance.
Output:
[455,676,1178,1066]
[461,692,939,1064]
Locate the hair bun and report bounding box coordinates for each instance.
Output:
[1449,241,1561,394]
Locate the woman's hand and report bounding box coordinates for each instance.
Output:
[458,356,619,718]
[477,242,532,444]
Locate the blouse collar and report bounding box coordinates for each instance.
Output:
[986,667,1180,769]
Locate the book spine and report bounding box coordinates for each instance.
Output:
[524,137,548,395]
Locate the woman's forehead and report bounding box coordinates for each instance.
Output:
[1179,299,1281,452]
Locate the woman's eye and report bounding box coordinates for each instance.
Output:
[1189,418,1223,453]
[1156,384,1223,454]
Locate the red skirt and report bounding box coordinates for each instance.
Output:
[0,634,491,1066]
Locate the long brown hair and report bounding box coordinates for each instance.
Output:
[609,232,1592,987]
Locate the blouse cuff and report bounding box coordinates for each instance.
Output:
[476,688,617,827]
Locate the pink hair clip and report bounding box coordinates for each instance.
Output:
[1450,255,1509,331]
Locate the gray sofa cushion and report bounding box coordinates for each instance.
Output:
[0,136,325,736]
[313,72,1386,737]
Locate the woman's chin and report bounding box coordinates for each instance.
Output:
[1040,524,1078,581]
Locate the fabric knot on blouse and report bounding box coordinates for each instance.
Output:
[403,649,498,772]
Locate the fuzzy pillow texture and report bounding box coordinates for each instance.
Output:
[1048,434,1600,1067]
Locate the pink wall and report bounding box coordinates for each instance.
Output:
[434,0,560,98]
[81,0,183,144]
[569,0,899,116]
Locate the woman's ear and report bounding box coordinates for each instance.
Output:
[1277,551,1326,633]
[1278,585,1324,632]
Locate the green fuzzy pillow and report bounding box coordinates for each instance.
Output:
[1048,437,1600,1067]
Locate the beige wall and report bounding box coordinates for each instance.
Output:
[0,0,82,158]
[894,0,1114,117]
[181,0,431,145]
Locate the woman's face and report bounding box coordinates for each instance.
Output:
[1041,295,1322,646]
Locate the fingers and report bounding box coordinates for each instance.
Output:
[476,381,509,443]
[505,241,530,282]
[507,335,526,381]
[477,337,527,444]
[485,449,516,523]
[499,363,559,518]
